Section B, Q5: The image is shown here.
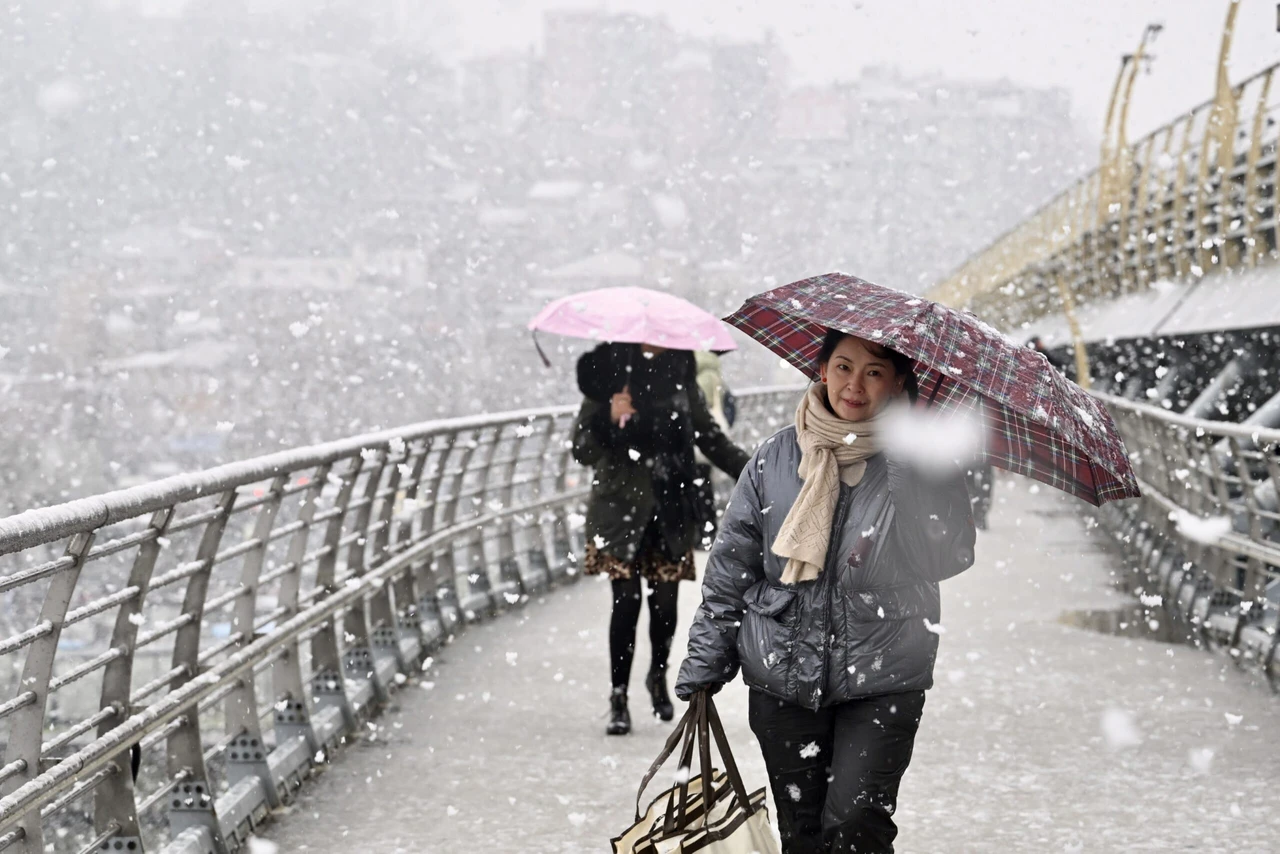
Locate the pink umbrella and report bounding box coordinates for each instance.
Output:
[528,286,737,362]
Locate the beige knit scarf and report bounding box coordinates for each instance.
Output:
[773,384,881,584]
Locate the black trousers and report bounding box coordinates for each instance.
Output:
[748,689,926,854]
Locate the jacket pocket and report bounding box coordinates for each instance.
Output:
[738,583,798,699]
[743,582,797,620]
[842,581,937,622]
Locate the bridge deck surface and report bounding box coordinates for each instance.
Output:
[261,478,1280,853]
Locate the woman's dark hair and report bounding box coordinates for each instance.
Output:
[817,328,919,403]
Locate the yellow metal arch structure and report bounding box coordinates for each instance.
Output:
[928,0,1276,384]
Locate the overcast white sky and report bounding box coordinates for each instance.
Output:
[441,0,1279,142]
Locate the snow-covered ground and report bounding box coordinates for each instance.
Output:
[260,477,1280,853]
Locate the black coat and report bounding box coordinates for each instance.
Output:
[571,344,749,562]
[675,425,976,709]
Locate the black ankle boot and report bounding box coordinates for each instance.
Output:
[646,670,674,722]
[606,687,631,735]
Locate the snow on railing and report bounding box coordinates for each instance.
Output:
[1095,391,1280,680]
[0,387,798,854]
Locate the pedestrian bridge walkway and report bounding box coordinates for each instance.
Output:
[261,482,1280,854]
[0,388,1277,854]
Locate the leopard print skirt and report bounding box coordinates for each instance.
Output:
[583,522,696,583]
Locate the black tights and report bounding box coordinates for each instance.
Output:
[609,576,679,689]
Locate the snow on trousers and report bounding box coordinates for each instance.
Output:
[748,689,926,854]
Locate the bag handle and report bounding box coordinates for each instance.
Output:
[635,694,699,821]
[702,694,753,817]
[666,693,703,833]
[634,693,760,834]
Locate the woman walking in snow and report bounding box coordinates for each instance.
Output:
[572,342,748,735]
[676,329,976,853]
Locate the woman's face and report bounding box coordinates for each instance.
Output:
[820,336,906,421]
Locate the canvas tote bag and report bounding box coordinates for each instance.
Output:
[612,693,780,854]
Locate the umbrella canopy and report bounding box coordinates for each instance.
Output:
[528,286,737,353]
[725,272,1140,506]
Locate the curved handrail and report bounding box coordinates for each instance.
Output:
[0,386,800,854]
[1093,390,1280,598]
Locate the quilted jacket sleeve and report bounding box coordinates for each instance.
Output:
[690,382,749,479]
[885,457,976,582]
[674,447,768,699]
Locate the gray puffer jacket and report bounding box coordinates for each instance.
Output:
[675,426,976,709]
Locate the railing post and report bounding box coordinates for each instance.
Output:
[1228,437,1267,600]
[93,507,174,849]
[438,431,480,620]
[271,464,331,766]
[166,490,237,853]
[518,419,558,596]
[389,439,432,661]
[490,425,526,608]
[224,475,288,809]
[457,427,502,620]
[501,419,537,601]
[310,458,362,741]
[1172,111,1198,279]
[423,434,462,636]
[341,449,391,705]
[1244,69,1274,266]
[549,415,580,582]
[0,531,96,853]
[365,444,413,671]
[471,425,510,615]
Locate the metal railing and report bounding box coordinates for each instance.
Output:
[1095,392,1280,677]
[0,386,798,854]
[927,57,1280,330]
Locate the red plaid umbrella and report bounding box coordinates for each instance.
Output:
[726,272,1140,506]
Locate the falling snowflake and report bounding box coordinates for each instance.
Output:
[246,837,279,854]
[1187,747,1214,774]
[1100,708,1142,750]
[799,742,821,759]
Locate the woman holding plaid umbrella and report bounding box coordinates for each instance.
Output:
[676,328,976,853]
[676,272,1138,853]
